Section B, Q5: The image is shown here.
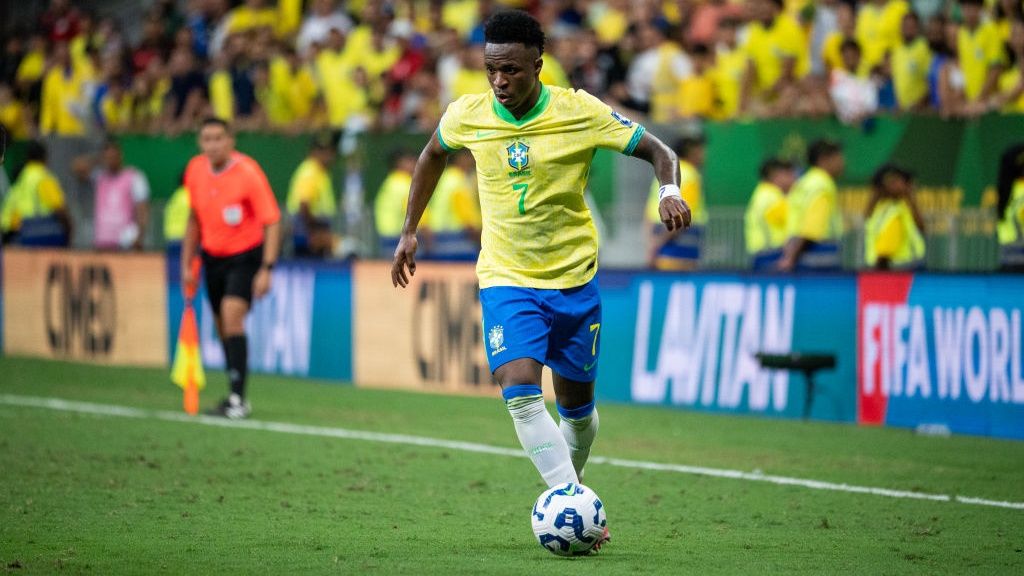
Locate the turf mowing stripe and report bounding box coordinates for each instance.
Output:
[2,393,1022,512]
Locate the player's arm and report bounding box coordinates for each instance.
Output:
[391,131,448,288]
[181,210,200,291]
[631,132,690,232]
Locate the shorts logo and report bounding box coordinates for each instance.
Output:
[611,111,633,127]
[507,142,529,171]
[488,325,507,356]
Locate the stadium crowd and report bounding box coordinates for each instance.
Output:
[2,0,1024,139]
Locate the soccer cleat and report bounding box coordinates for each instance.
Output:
[208,394,251,419]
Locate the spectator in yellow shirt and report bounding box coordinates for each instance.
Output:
[0,84,30,140]
[992,19,1024,112]
[742,0,809,114]
[856,0,910,72]
[892,12,933,111]
[864,164,926,270]
[39,42,90,136]
[674,44,716,119]
[1,141,72,246]
[375,150,419,257]
[712,17,748,120]
[958,0,1005,103]
[287,134,338,258]
[779,140,845,271]
[822,2,857,72]
[745,158,797,271]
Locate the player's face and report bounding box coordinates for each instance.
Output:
[199,125,234,166]
[484,42,542,116]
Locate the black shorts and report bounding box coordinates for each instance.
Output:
[202,245,263,314]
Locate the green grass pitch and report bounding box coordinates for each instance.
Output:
[1,356,1023,574]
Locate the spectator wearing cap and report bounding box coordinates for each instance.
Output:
[287,134,338,258]
[646,136,707,271]
[779,140,845,271]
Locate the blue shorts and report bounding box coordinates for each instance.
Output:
[480,278,602,382]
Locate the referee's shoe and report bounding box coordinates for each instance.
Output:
[208,394,252,419]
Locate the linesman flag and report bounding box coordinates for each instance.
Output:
[171,256,205,415]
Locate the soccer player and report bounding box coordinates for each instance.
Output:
[390,10,689,503]
[180,117,281,419]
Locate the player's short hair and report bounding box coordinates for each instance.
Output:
[871,163,913,188]
[807,139,842,166]
[200,116,232,133]
[25,140,47,163]
[672,135,706,158]
[840,38,861,54]
[484,10,545,55]
[759,157,794,180]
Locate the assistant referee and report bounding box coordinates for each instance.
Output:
[181,117,281,419]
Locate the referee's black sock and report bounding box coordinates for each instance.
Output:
[224,335,248,400]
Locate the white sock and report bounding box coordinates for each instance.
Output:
[559,405,599,482]
[503,385,578,487]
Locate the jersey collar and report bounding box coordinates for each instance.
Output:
[491,83,550,127]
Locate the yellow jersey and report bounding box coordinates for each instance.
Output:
[959,22,1004,101]
[437,84,645,289]
[998,66,1024,113]
[646,160,707,226]
[0,162,65,233]
[427,165,479,233]
[40,65,90,136]
[712,47,748,119]
[865,198,925,266]
[745,181,789,254]
[743,13,810,93]
[674,72,715,119]
[375,169,413,238]
[856,0,909,71]
[287,158,336,218]
[891,37,932,109]
[786,167,842,243]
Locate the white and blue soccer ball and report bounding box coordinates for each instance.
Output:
[531,482,606,556]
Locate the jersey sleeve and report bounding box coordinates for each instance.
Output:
[437,99,467,153]
[578,90,646,155]
[799,193,831,241]
[245,161,281,225]
[38,175,65,211]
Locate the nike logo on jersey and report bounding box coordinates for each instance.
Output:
[476,130,497,138]
[583,361,596,372]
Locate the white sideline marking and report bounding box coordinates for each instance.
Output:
[2,394,1023,511]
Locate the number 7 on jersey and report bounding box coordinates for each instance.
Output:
[513,182,529,215]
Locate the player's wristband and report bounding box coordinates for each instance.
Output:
[658,184,681,202]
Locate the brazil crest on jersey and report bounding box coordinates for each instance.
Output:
[437,84,645,289]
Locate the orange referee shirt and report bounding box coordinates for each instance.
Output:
[185,151,281,257]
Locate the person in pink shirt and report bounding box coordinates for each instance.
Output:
[74,139,151,250]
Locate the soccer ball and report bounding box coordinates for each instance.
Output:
[531,482,607,556]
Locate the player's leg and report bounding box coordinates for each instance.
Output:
[552,374,598,483]
[545,278,602,482]
[214,248,261,418]
[482,287,578,487]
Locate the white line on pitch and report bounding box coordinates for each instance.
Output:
[1,393,1022,511]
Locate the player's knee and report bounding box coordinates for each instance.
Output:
[493,358,543,388]
[219,298,249,335]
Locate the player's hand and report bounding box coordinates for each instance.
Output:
[252,268,272,299]
[181,266,197,296]
[659,196,691,232]
[391,232,418,288]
